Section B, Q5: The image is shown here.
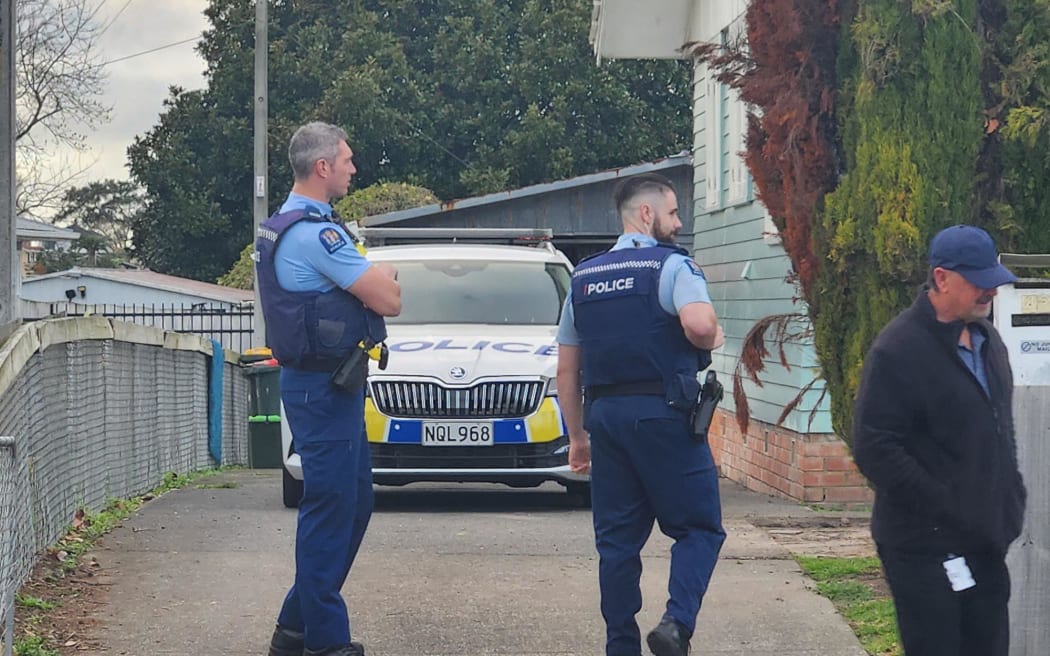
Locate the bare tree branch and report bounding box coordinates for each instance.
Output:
[15,0,110,214]
[15,150,97,216]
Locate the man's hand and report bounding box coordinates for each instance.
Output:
[348,264,401,316]
[568,431,591,475]
[372,262,398,280]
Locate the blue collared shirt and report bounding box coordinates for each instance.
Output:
[555,233,712,346]
[273,193,369,292]
[958,325,989,396]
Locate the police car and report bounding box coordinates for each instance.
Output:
[281,229,589,507]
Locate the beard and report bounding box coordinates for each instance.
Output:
[653,224,678,242]
[965,296,995,321]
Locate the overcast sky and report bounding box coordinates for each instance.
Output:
[51,0,210,183]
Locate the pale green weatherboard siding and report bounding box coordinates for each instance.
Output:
[691,63,831,435]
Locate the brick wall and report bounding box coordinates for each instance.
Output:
[708,408,873,505]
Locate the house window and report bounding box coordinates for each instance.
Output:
[702,22,752,211]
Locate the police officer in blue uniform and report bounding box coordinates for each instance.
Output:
[556,173,726,656]
[260,122,401,656]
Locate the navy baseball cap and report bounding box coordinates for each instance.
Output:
[928,225,1017,289]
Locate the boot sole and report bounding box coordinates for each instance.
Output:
[646,630,687,656]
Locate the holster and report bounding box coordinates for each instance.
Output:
[329,345,369,392]
[691,370,723,443]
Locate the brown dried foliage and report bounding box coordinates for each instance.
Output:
[729,313,816,431]
[705,0,841,304]
[691,0,843,432]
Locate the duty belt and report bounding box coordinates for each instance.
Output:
[587,380,664,400]
[284,356,344,373]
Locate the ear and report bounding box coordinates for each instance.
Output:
[314,158,329,179]
[638,201,653,225]
[932,267,949,293]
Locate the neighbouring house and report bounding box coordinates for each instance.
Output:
[360,154,695,264]
[20,268,254,352]
[15,216,80,275]
[590,0,871,504]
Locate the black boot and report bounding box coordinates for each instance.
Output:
[646,618,690,656]
[268,625,304,656]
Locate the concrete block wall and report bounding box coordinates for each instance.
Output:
[708,408,873,505]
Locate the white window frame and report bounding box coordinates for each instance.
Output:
[702,62,721,211]
[725,87,747,205]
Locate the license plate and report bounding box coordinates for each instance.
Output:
[421,422,494,446]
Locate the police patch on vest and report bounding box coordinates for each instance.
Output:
[318,227,347,253]
[685,260,706,279]
[584,277,636,296]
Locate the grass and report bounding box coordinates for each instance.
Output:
[12,468,232,656]
[16,595,56,611]
[14,635,57,656]
[796,556,902,656]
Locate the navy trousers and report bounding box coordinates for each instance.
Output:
[587,395,726,656]
[277,369,374,651]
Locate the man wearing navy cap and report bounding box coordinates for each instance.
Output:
[853,225,1027,656]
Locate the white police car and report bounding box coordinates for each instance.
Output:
[281,229,589,507]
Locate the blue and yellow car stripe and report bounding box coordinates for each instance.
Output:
[364,396,566,444]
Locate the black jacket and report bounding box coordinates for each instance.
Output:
[853,290,1027,555]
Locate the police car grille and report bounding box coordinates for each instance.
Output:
[370,380,545,418]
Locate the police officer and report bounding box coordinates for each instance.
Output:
[260,122,401,656]
[556,173,726,656]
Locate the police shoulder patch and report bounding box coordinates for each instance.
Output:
[318,227,347,254]
[685,259,706,279]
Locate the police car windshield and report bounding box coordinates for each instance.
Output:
[385,260,570,325]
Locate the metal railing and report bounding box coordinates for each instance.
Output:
[20,301,255,353]
[0,318,249,655]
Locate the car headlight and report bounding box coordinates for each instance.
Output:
[545,377,558,396]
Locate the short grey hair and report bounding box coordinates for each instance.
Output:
[288,122,349,180]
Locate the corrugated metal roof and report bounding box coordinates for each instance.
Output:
[16,217,80,241]
[22,267,253,304]
[365,154,692,227]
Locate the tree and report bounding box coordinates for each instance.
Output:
[333,182,438,222]
[35,233,124,273]
[701,0,1047,444]
[216,243,255,290]
[16,0,110,215]
[130,0,693,280]
[996,0,1050,254]
[217,182,440,289]
[54,179,143,253]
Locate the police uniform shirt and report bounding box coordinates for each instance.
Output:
[555,233,712,346]
[274,192,370,293]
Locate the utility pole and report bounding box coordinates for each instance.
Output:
[0,0,17,331]
[251,0,268,347]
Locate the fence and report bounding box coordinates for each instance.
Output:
[0,317,250,655]
[20,301,256,353]
[1,436,14,656]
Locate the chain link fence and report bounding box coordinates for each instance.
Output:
[1,436,16,656]
[0,318,249,654]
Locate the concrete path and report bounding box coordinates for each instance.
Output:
[80,471,868,655]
